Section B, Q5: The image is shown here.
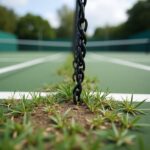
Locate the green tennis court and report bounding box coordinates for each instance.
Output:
[86,52,150,94]
[0,52,67,91]
[0,51,150,94]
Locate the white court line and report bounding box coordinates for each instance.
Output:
[0,58,30,62]
[0,53,63,75]
[0,57,65,63]
[0,92,56,100]
[0,92,150,102]
[90,53,150,72]
[105,93,150,102]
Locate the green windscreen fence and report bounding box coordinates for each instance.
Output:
[0,31,18,51]
[18,39,71,51]
[0,37,149,52]
[87,39,150,52]
[128,30,150,52]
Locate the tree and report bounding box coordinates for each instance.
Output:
[93,26,110,40]
[56,5,74,38]
[0,5,17,33]
[125,0,150,35]
[93,0,150,39]
[16,13,55,39]
[93,24,127,40]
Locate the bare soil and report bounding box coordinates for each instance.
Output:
[31,101,95,130]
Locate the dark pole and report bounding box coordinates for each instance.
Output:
[73,0,88,104]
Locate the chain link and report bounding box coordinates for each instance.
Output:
[73,0,88,104]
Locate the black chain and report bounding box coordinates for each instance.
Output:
[73,0,88,104]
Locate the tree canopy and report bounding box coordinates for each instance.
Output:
[125,0,150,36]
[93,24,127,40]
[0,4,74,39]
[56,5,74,39]
[16,13,55,39]
[93,0,150,39]
[0,5,17,33]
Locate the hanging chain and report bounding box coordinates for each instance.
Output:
[73,0,88,104]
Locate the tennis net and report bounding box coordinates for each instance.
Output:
[0,38,149,52]
[87,38,150,52]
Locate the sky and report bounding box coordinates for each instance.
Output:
[0,0,138,35]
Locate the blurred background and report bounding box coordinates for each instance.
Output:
[0,0,149,49]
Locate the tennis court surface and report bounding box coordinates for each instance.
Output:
[0,51,150,94]
[0,52,67,91]
[86,52,150,94]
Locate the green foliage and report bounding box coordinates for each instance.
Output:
[0,5,17,33]
[43,104,57,114]
[16,13,55,39]
[87,115,105,129]
[82,90,112,113]
[93,0,150,39]
[93,24,127,39]
[50,108,71,129]
[120,113,141,129]
[120,113,150,129]
[68,118,84,134]
[0,109,6,125]
[119,95,146,116]
[50,109,84,135]
[55,82,73,103]
[93,27,109,40]
[100,108,120,123]
[83,76,99,91]
[108,123,136,147]
[0,113,32,149]
[53,133,84,150]
[7,97,34,116]
[0,113,49,150]
[56,5,74,38]
[83,92,100,113]
[126,0,150,35]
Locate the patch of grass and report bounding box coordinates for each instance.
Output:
[50,108,71,130]
[56,83,73,103]
[7,97,34,116]
[108,123,136,147]
[101,108,120,123]
[82,90,117,114]
[0,113,32,149]
[87,115,105,129]
[120,113,150,130]
[0,109,6,125]
[43,104,58,114]
[68,118,84,134]
[0,89,147,149]
[119,95,146,116]
[82,90,101,113]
